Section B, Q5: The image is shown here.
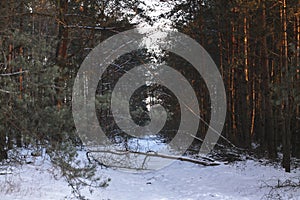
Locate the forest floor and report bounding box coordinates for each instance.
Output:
[0,148,299,200]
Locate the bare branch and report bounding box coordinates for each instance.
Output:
[64,25,116,31]
[0,89,14,94]
[0,70,29,76]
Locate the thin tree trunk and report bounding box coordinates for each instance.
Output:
[281,0,291,172]
[240,14,250,147]
[231,21,237,142]
[16,0,24,148]
[261,0,276,159]
[56,0,69,109]
[293,5,300,158]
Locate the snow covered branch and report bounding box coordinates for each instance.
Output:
[65,25,117,31]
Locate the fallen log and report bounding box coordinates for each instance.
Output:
[87,149,220,167]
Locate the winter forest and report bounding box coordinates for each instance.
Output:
[0,0,300,199]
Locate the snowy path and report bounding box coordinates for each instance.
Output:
[0,158,299,200]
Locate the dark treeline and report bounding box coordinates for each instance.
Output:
[0,0,299,174]
[169,0,300,172]
[0,0,135,195]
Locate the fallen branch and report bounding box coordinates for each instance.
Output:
[87,149,220,167]
[0,168,13,175]
[261,178,300,200]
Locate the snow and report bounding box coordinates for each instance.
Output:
[0,151,299,200]
[131,0,176,29]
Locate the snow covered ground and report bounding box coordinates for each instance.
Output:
[0,151,299,200]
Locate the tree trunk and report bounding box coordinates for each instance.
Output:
[55,0,69,109]
[261,0,276,159]
[281,0,291,172]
